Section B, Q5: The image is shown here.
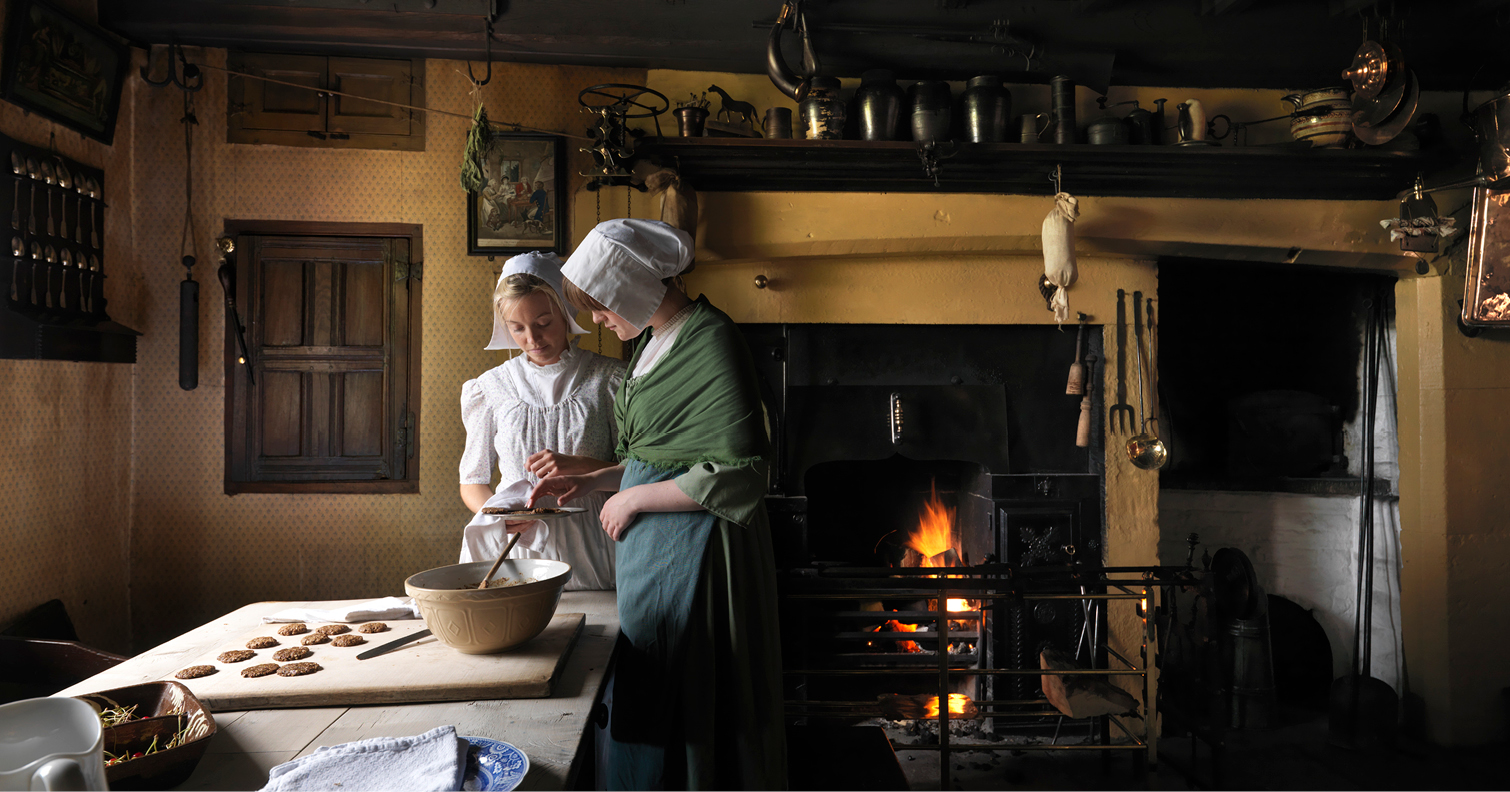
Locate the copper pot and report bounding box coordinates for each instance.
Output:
[1283,87,1353,148]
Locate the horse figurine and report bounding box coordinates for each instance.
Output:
[707,84,760,132]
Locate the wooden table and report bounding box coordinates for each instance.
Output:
[57,592,618,791]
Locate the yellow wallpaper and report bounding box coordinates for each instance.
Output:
[127,49,642,649]
[0,0,139,654]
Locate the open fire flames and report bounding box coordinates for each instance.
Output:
[871,481,977,655]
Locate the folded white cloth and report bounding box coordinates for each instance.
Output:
[260,725,468,792]
[459,478,549,564]
[262,596,421,625]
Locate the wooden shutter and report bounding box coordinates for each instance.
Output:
[226,54,425,151]
[327,57,414,136]
[226,228,419,494]
[229,53,327,133]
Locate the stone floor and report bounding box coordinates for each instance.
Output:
[890,705,1508,790]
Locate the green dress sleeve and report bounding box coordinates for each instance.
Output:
[674,458,768,529]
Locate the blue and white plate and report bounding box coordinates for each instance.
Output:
[461,736,529,792]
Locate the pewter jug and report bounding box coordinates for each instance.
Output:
[855,69,904,141]
[799,76,845,140]
[961,75,1011,143]
[909,80,952,143]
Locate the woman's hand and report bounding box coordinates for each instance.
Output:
[526,449,604,478]
[599,489,642,541]
[528,474,589,507]
[503,519,536,533]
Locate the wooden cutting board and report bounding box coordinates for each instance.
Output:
[161,610,585,711]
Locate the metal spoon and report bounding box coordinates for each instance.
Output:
[40,161,53,236]
[25,158,37,235]
[54,161,71,240]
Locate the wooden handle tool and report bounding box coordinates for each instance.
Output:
[1066,312,1087,395]
[1076,354,1097,447]
[477,529,524,590]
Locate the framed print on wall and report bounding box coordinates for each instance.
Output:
[467,132,566,256]
[0,0,129,145]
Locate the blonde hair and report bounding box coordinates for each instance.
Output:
[495,273,571,327]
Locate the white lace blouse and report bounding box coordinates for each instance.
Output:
[459,343,626,590]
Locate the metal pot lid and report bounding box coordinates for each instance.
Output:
[1342,40,1403,101]
[1354,69,1420,146]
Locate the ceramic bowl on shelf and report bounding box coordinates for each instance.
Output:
[405,559,572,655]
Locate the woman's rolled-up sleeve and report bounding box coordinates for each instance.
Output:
[674,458,768,528]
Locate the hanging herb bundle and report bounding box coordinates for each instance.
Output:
[459,103,490,194]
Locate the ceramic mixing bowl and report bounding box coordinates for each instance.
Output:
[404,559,571,654]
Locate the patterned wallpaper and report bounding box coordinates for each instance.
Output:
[126,49,642,649]
[0,0,140,654]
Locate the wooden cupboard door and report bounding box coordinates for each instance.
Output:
[230,53,327,133]
[327,57,414,137]
[231,234,412,487]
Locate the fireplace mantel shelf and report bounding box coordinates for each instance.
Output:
[630,137,1444,201]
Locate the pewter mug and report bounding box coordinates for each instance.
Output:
[961,75,1011,143]
[1019,113,1049,143]
[855,69,904,141]
[764,107,793,139]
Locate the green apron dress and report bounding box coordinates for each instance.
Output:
[608,297,787,790]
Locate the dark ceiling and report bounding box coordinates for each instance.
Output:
[100,0,1510,92]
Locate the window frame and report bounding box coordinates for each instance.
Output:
[222,219,423,495]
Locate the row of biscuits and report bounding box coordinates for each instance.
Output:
[174,622,389,679]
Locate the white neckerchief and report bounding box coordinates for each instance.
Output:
[632,302,696,379]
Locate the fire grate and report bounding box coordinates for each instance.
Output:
[781,562,1187,789]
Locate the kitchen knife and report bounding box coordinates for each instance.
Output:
[356,628,432,660]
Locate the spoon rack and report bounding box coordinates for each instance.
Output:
[0,132,138,363]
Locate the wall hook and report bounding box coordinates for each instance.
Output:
[1049,164,1063,194]
[141,42,203,92]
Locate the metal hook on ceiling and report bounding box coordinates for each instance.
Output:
[141,42,203,92]
[467,18,493,87]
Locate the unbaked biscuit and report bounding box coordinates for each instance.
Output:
[277,662,322,676]
[301,633,328,646]
[331,634,365,647]
[217,650,256,663]
[175,665,217,679]
[357,622,388,634]
[273,646,312,662]
[314,624,350,636]
[246,636,279,649]
[241,663,279,678]
[277,623,308,636]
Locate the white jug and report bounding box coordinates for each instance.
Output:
[0,698,107,791]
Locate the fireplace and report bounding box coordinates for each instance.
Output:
[740,322,1165,783]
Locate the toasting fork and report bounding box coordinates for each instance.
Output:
[1108,289,1135,433]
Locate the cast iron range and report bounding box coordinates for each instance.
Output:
[739,323,1167,784]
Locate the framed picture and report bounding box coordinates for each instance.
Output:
[0,0,128,145]
[467,132,566,256]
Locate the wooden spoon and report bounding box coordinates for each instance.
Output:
[477,529,524,590]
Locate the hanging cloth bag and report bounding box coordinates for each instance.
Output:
[1043,191,1080,325]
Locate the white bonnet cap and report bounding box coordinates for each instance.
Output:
[561,219,693,332]
[486,251,590,350]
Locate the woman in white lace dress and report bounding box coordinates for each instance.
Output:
[458,252,625,590]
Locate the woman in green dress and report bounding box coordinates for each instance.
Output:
[529,219,786,790]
